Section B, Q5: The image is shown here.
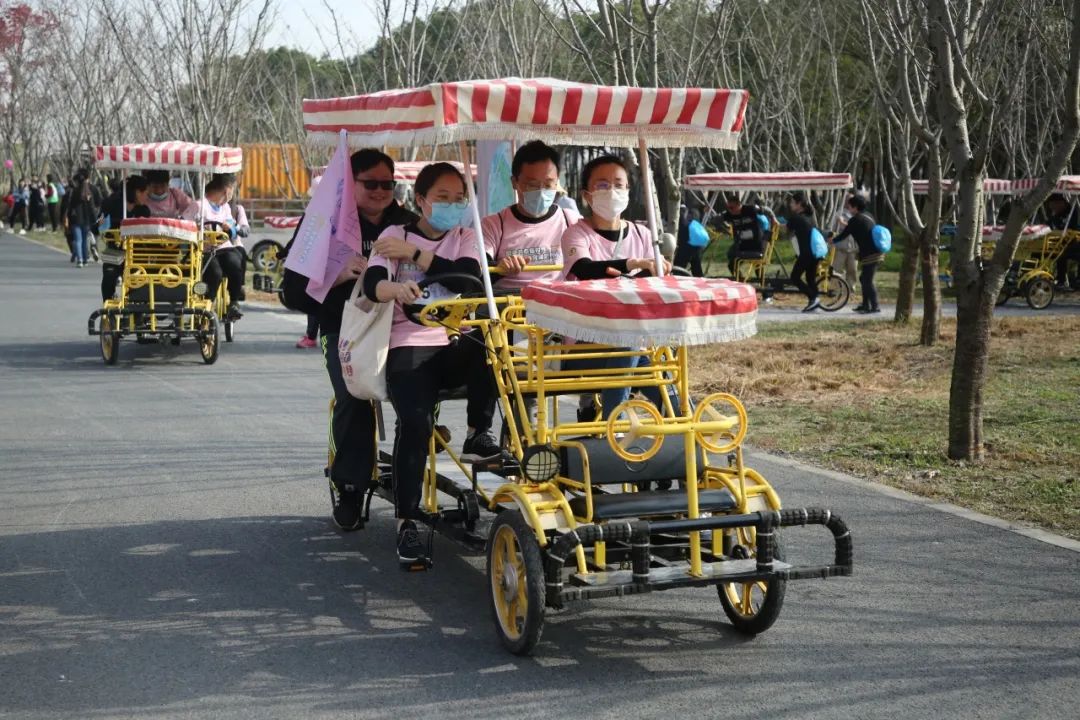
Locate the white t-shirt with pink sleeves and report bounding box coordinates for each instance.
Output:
[181,198,243,249]
[560,219,654,280]
[367,224,481,349]
[481,205,581,289]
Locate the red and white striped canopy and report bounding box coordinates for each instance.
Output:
[94,142,243,173]
[1012,176,1080,194]
[303,78,749,149]
[911,178,1013,195]
[264,216,302,229]
[393,160,475,184]
[684,172,852,192]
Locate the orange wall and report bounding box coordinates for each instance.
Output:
[238,144,311,199]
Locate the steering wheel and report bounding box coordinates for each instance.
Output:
[403,273,486,326]
[669,265,693,277]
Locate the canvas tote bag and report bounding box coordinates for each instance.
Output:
[338,278,393,400]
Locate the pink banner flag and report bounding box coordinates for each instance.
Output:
[284,130,361,303]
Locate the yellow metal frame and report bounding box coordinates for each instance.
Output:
[398,291,783,580]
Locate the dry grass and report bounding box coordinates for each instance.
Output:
[690,316,1080,538]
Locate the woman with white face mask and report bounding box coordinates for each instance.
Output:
[559,155,675,422]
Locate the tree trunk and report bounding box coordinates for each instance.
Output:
[919,232,941,345]
[893,238,919,323]
[947,274,995,459]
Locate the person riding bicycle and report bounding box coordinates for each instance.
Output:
[362,162,489,569]
[182,173,244,319]
[784,192,823,312]
[715,194,769,277]
[560,154,673,422]
[143,170,192,218]
[1046,194,1080,288]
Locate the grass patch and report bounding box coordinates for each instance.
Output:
[690,316,1080,538]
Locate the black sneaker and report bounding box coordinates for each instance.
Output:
[397,520,428,568]
[577,405,599,423]
[330,481,363,531]
[852,305,870,313]
[461,429,501,460]
[867,307,882,314]
[226,304,243,321]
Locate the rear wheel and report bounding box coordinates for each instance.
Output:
[816,274,851,311]
[250,240,283,272]
[100,315,119,366]
[224,320,235,343]
[718,528,786,635]
[487,510,546,655]
[1025,277,1054,310]
[199,316,219,365]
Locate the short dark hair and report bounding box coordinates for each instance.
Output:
[846,193,868,212]
[144,170,170,185]
[512,140,560,178]
[351,149,394,177]
[581,154,627,188]
[414,162,466,198]
[724,193,742,207]
[125,175,148,198]
[46,173,54,183]
[205,173,236,194]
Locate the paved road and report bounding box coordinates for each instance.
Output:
[1,233,1078,720]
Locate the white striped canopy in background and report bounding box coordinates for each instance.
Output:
[94,142,243,173]
[683,172,852,192]
[910,178,1013,195]
[303,78,749,149]
[1012,176,1080,193]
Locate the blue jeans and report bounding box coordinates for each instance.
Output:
[564,351,671,419]
[71,224,93,263]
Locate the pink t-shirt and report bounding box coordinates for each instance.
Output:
[481,205,580,289]
[146,187,192,218]
[560,219,654,280]
[367,224,481,349]
[182,198,243,249]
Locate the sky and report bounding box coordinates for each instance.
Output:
[258,1,391,55]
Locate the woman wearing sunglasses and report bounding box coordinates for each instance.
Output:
[560,154,674,422]
[364,162,493,569]
[318,150,419,533]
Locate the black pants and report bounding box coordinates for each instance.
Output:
[203,247,245,303]
[101,263,123,301]
[47,204,59,231]
[305,313,319,340]
[386,338,495,519]
[860,261,880,310]
[322,333,377,494]
[674,244,705,277]
[1056,242,1080,284]
[791,254,819,301]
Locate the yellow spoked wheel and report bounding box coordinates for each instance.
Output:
[486,510,545,655]
[199,315,219,365]
[605,399,664,462]
[718,526,786,635]
[693,393,747,454]
[100,315,119,366]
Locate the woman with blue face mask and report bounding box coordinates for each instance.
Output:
[364,162,494,570]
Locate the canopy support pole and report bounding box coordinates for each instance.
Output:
[460,141,499,319]
[121,169,128,221]
[638,137,666,277]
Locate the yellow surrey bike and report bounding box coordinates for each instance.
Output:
[684,171,853,310]
[305,78,854,655]
[86,141,244,364]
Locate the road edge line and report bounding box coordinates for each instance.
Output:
[751,451,1080,553]
[6,231,68,255]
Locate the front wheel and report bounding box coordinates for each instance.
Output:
[486,510,546,655]
[1025,277,1054,310]
[718,528,786,635]
[816,274,851,311]
[224,320,235,343]
[199,316,219,365]
[100,315,120,366]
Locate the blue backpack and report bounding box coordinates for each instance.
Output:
[872,225,892,253]
[810,228,828,259]
[687,219,710,248]
[757,213,771,232]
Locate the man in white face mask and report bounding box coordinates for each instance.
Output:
[480,140,580,291]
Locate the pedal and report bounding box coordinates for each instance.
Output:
[399,557,433,572]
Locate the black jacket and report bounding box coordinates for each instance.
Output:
[833,211,878,260]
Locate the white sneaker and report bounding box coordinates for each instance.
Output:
[802,298,821,313]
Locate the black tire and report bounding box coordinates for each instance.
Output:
[250,240,283,272]
[486,510,546,655]
[199,316,219,365]
[718,528,786,635]
[1025,277,1054,310]
[224,320,234,343]
[100,315,119,366]
[816,274,851,312]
